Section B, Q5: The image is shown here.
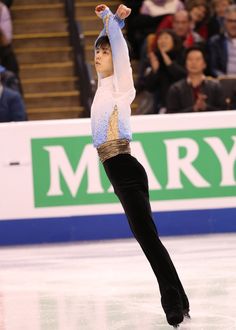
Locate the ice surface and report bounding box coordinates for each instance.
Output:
[0,234,236,330]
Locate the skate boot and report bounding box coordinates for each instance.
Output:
[182,294,191,319]
[183,308,191,319]
[161,291,184,328]
[165,307,183,328]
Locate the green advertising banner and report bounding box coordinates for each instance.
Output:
[31,128,236,208]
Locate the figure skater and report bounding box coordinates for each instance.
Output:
[91,3,190,328]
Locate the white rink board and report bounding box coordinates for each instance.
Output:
[0,111,236,221]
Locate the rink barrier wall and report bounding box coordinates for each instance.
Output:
[0,112,236,245]
[0,209,236,246]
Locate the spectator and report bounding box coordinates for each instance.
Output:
[137,10,203,95]
[140,29,186,113]
[0,65,22,93]
[125,0,184,58]
[166,46,225,113]
[209,4,236,77]
[155,10,203,47]
[0,1,20,77]
[0,66,26,122]
[208,0,232,38]
[187,0,210,40]
[1,0,14,7]
[140,0,184,16]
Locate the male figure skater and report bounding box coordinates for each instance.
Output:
[91,3,190,327]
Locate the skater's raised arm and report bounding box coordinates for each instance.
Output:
[95,4,134,94]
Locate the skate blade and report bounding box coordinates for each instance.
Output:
[183,311,191,319]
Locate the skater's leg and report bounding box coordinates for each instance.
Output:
[103,155,189,325]
[117,191,182,293]
[117,188,186,326]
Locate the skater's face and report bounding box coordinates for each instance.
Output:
[95,45,114,78]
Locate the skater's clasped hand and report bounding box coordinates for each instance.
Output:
[95,3,131,19]
[115,4,131,19]
[95,4,107,17]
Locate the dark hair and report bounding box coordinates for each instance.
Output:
[154,29,183,53]
[185,45,207,63]
[95,35,110,49]
[174,9,191,22]
[187,0,210,22]
[95,34,132,55]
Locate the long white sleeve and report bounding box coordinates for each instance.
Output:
[91,8,135,148]
[98,8,135,94]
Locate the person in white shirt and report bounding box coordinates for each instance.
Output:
[140,0,184,17]
[91,4,190,327]
[0,0,12,45]
[0,1,20,78]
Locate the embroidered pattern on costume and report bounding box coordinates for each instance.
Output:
[105,14,112,35]
[107,105,119,141]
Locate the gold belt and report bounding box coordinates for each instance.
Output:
[97,139,131,163]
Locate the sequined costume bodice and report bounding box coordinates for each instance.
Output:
[91,9,136,148]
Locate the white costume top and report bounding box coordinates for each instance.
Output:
[91,8,136,148]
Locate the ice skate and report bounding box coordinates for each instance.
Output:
[165,308,183,327]
[182,293,190,318]
[183,308,191,319]
[161,290,184,327]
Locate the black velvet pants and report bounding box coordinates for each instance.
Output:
[103,154,189,313]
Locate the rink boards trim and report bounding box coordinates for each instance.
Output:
[0,208,236,245]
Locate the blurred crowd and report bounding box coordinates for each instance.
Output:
[1,0,236,122]
[0,0,26,122]
[125,0,236,114]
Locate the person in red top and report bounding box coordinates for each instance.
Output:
[154,9,203,48]
[155,0,209,40]
[187,0,210,40]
